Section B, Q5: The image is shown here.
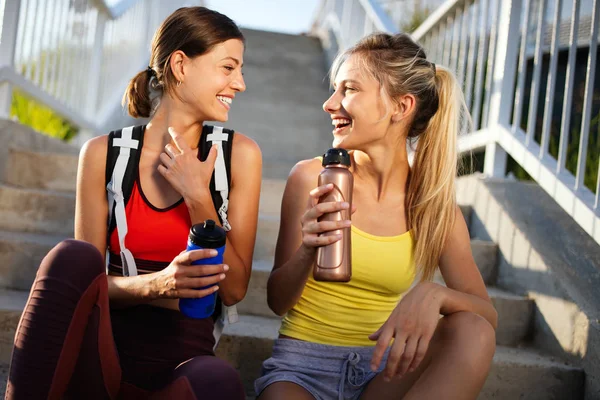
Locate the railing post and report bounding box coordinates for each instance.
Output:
[0,0,22,119]
[483,0,522,177]
[85,12,107,119]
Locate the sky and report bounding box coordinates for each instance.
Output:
[205,0,321,35]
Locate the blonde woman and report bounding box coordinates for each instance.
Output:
[255,33,497,400]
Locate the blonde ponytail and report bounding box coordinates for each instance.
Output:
[407,67,469,280]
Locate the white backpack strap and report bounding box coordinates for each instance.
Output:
[206,126,239,331]
[206,126,231,232]
[106,126,139,277]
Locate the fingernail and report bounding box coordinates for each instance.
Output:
[210,250,218,256]
[341,202,349,208]
[343,221,352,227]
[219,274,226,280]
[223,264,230,271]
[370,364,377,372]
[213,286,219,291]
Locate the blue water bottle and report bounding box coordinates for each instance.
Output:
[179,219,226,319]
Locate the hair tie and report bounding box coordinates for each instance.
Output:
[431,62,436,74]
[146,66,155,77]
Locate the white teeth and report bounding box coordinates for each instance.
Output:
[217,96,232,105]
[332,118,351,126]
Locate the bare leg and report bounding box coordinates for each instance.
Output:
[360,311,496,400]
[258,382,316,400]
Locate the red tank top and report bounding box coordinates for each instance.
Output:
[108,176,191,275]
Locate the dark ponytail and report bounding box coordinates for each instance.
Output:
[124,69,153,118]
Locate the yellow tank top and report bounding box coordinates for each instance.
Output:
[279,225,416,346]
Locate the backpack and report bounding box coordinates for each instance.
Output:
[104,124,238,347]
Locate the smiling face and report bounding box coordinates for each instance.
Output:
[323,55,398,150]
[176,38,246,122]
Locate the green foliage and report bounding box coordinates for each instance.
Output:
[10,89,78,142]
[506,110,600,193]
[401,6,432,33]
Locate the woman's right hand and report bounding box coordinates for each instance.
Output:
[148,249,228,299]
[300,183,351,250]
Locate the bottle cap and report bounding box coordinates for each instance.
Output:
[322,148,351,167]
[189,219,226,249]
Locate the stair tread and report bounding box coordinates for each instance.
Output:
[0,229,68,245]
[0,288,29,312]
[0,182,75,198]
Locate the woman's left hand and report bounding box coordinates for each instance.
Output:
[369,281,444,381]
[158,127,218,204]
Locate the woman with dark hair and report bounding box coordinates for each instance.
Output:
[6,7,261,400]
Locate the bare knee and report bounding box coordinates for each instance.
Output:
[438,312,496,369]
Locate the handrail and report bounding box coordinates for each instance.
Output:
[0,0,199,135]
[313,0,600,244]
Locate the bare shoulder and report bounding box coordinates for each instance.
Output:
[232,132,262,162]
[80,134,108,165]
[78,134,109,178]
[286,158,322,193]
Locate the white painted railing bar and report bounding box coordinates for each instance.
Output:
[43,0,60,94]
[557,0,581,175]
[525,0,548,146]
[450,9,462,73]
[22,0,36,83]
[35,0,50,88]
[539,0,563,159]
[457,0,470,87]
[412,0,464,41]
[574,0,600,192]
[471,0,488,130]
[443,16,453,66]
[482,0,500,128]
[464,1,479,109]
[511,0,532,134]
[437,24,445,62]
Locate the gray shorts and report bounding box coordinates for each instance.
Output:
[254,338,390,400]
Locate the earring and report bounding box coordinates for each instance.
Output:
[177,80,182,87]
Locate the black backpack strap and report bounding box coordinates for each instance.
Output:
[198,125,238,332]
[198,125,235,228]
[105,125,145,237]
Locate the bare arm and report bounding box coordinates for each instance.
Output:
[185,134,262,305]
[267,160,350,316]
[436,206,498,329]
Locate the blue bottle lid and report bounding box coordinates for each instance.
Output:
[189,220,226,249]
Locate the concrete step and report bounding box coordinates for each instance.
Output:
[0,184,75,236]
[0,294,580,399]
[237,262,531,346]
[258,179,286,216]
[4,149,78,192]
[487,287,534,347]
[0,289,29,365]
[215,315,583,399]
[0,230,67,291]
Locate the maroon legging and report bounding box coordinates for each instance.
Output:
[5,240,245,400]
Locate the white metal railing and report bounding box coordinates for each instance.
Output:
[313,0,600,244]
[311,0,400,65]
[0,0,196,135]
